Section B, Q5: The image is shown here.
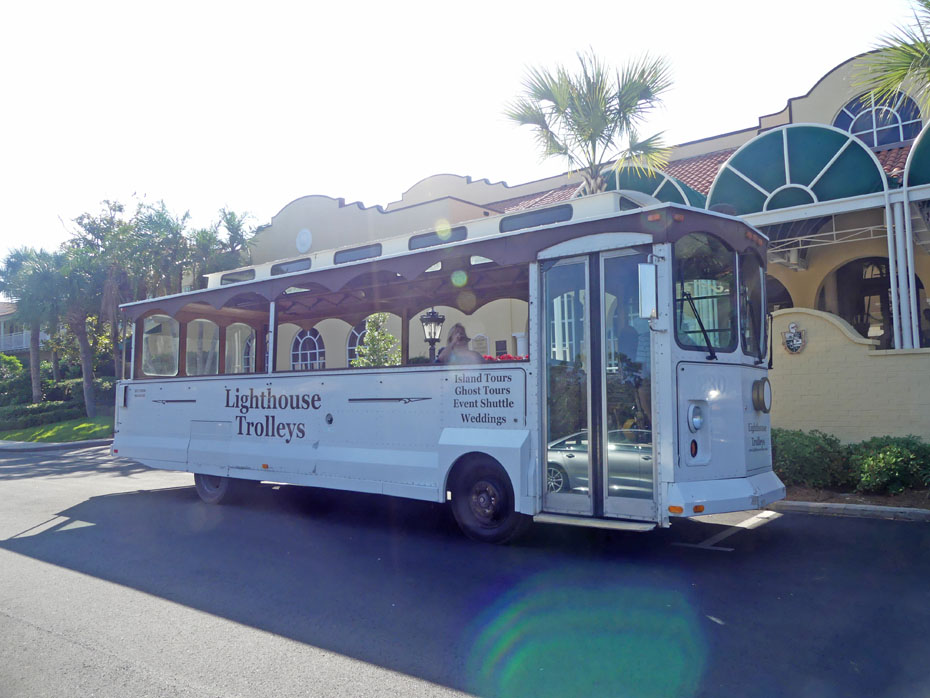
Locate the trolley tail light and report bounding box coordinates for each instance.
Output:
[690,440,698,458]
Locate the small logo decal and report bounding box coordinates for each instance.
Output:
[782,322,806,354]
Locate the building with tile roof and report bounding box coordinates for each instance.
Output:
[233,53,930,441]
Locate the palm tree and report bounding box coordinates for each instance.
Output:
[0,248,62,403]
[134,201,191,296]
[188,227,224,290]
[58,245,106,418]
[218,208,253,263]
[72,201,136,379]
[506,50,672,194]
[857,1,930,109]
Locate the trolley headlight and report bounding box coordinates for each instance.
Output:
[687,403,704,432]
[752,377,773,413]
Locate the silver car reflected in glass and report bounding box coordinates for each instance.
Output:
[546,429,653,499]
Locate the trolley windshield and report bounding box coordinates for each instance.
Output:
[673,232,737,353]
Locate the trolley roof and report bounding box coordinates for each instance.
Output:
[120,194,766,322]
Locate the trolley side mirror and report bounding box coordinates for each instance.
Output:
[638,263,657,319]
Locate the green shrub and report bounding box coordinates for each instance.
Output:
[0,353,23,379]
[0,373,34,406]
[850,435,930,495]
[771,428,853,488]
[42,378,80,402]
[0,401,84,430]
[0,400,72,418]
[41,377,116,404]
[93,377,116,403]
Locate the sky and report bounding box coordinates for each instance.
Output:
[0,0,917,264]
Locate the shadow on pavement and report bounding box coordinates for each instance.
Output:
[0,446,149,480]
[1,482,928,697]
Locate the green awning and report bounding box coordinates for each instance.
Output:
[707,125,888,215]
[603,168,707,208]
[905,123,930,187]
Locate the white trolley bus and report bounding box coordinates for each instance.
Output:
[113,193,784,543]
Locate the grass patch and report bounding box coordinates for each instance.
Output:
[0,415,113,443]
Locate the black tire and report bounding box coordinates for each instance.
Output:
[193,473,253,504]
[451,460,529,544]
[546,463,570,494]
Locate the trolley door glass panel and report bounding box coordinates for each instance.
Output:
[601,252,656,520]
[543,258,592,515]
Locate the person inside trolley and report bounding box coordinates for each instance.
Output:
[437,323,484,364]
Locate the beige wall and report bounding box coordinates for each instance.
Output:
[250,194,493,265]
[385,173,584,210]
[770,308,930,442]
[668,55,927,163]
[768,230,930,335]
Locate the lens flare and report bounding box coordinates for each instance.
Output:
[435,218,452,241]
[465,569,706,698]
[451,270,468,287]
[457,291,477,312]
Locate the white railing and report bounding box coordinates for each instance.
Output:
[0,331,49,353]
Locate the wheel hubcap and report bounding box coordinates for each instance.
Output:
[202,475,223,493]
[469,480,502,524]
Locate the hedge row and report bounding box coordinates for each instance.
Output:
[0,403,85,430]
[772,428,930,495]
[0,376,116,407]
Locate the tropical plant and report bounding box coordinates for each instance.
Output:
[0,353,22,379]
[218,208,254,261]
[188,227,225,290]
[505,50,672,194]
[133,201,191,297]
[350,313,401,367]
[58,244,107,418]
[71,201,136,378]
[857,1,930,109]
[0,248,63,403]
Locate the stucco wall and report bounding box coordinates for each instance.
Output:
[770,308,930,442]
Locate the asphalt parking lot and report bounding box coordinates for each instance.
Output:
[1,446,928,698]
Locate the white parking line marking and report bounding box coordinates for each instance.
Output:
[673,510,782,552]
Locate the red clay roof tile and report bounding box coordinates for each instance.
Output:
[487,183,582,213]
[665,149,736,196]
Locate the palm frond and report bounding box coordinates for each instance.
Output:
[855,2,930,109]
[613,131,670,177]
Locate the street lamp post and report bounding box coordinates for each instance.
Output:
[420,308,445,362]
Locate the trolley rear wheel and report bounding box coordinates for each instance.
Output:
[193,473,254,504]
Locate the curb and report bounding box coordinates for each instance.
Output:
[0,438,114,453]
[769,499,930,522]
[1,441,928,523]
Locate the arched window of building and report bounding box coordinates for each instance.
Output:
[833,92,922,147]
[346,321,366,364]
[766,276,794,314]
[816,257,925,349]
[291,328,325,370]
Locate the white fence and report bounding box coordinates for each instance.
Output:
[0,331,49,353]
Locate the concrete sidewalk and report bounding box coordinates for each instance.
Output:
[1,437,928,522]
[0,438,113,452]
[769,499,930,522]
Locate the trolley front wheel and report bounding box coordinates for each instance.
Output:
[451,460,529,544]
